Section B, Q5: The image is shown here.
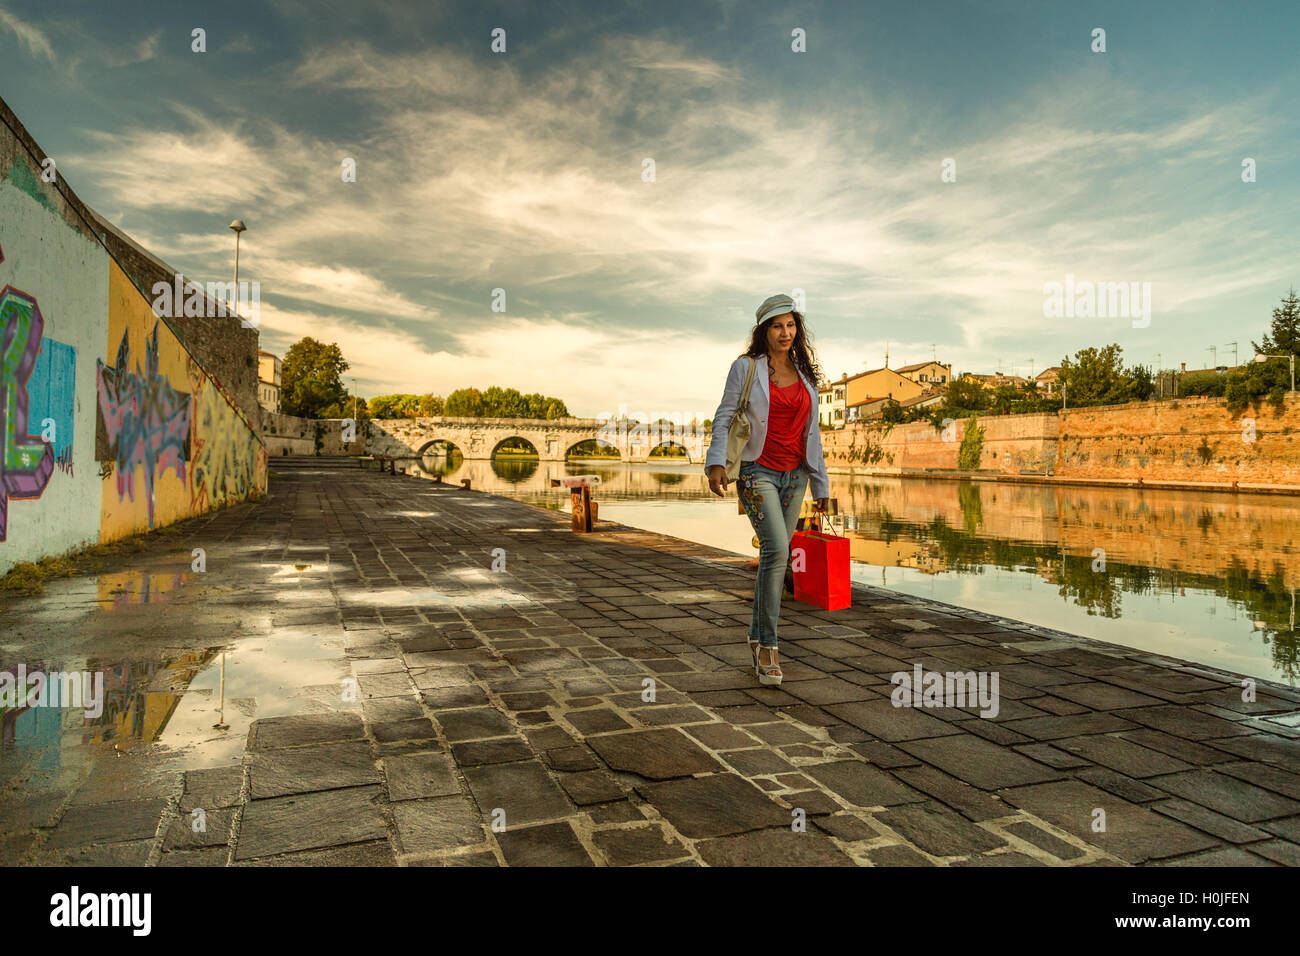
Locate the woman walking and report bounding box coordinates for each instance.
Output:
[705,294,831,686]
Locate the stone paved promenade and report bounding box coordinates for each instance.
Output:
[2,458,1299,866]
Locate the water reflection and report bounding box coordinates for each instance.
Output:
[419,455,1298,685]
[1,648,217,789]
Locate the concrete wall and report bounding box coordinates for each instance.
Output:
[0,94,266,575]
[820,396,1300,488]
[260,411,367,457]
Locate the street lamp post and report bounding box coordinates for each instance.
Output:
[229,219,247,283]
[1254,353,1296,393]
[229,219,247,320]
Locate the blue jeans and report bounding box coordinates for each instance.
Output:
[736,459,809,648]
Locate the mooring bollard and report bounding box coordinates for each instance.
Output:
[460,478,472,491]
[551,475,601,532]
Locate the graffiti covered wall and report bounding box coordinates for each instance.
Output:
[0,94,266,574]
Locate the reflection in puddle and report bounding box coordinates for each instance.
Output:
[153,628,355,766]
[96,570,196,608]
[1,649,217,772]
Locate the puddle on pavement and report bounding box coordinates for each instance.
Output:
[152,628,356,767]
[0,623,358,813]
[96,570,199,608]
[338,584,532,609]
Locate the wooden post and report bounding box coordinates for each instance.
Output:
[571,484,593,532]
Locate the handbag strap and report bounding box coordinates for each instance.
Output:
[735,356,756,416]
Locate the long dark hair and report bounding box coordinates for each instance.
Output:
[742,310,824,387]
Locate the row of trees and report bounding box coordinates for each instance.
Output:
[367,387,569,419]
[277,337,571,421]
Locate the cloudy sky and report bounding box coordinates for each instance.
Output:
[3,0,1297,420]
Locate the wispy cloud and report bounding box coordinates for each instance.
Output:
[54,20,1300,410]
[0,4,54,62]
[105,28,161,67]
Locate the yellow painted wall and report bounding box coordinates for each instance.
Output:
[98,261,266,541]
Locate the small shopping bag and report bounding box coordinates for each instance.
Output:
[791,516,851,611]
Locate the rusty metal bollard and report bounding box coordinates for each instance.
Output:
[550,475,601,532]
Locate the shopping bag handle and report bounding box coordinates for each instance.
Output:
[806,509,845,538]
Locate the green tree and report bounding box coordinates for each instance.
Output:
[318,389,369,421]
[880,399,904,423]
[280,338,349,418]
[1252,287,1300,359]
[445,387,485,417]
[482,386,529,418]
[1177,370,1226,399]
[1057,345,1127,406]
[958,416,985,469]
[990,385,1022,415]
[946,377,991,411]
[442,386,568,419]
[368,394,425,418]
[1123,364,1156,402]
[1225,359,1290,413]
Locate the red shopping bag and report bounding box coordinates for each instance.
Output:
[791,517,851,611]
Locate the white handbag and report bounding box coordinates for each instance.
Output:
[724,357,757,480]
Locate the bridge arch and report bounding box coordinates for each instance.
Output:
[367,416,709,465]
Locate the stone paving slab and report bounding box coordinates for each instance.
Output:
[2,457,1298,867]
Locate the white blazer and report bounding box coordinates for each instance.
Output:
[704,353,830,500]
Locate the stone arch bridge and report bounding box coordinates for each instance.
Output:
[366,416,710,464]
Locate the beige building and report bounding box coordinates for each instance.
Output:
[845,367,927,406]
[1034,367,1061,395]
[895,360,952,388]
[258,350,282,413]
[821,366,928,424]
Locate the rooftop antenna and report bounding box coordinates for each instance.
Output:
[1207,345,1217,369]
[885,341,889,369]
[1225,341,1237,367]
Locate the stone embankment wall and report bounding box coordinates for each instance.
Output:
[259,411,367,457]
[820,396,1300,490]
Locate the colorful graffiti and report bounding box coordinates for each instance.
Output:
[27,338,77,476]
[96,321,192,529]
[188,360,263,511]
[1,287,55,541]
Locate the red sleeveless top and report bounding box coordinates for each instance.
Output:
[757,377,810,471]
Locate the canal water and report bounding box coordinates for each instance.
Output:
[417,453,1299,687]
